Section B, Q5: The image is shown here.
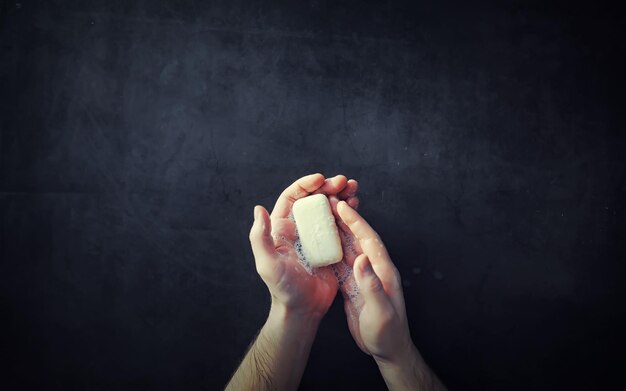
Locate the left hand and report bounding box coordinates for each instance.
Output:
[249,173,360,319]
[329,194,410,361]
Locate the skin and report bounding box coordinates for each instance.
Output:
[226,173,445,391]
[225,173,357,391]
[332,197,447,391]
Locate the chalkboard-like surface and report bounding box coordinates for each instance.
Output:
[1,1,624,389]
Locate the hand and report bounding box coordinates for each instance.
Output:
[248,173,359,320]
[329,198,413,363]
[228,174,360,391]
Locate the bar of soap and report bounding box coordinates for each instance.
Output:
[292,194,343,267]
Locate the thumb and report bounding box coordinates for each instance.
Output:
[249,205,276,262]
[353,254,391,312]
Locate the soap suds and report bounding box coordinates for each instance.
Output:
[332,261,352,286]
[340,231,357,257]
[333,261,362,302]
[293,238,314,275]
[272,233,285,242]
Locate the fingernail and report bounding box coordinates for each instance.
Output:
[254,206,260,220]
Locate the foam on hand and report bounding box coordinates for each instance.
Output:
[292,194,343,267]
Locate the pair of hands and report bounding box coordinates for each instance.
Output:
[249,173,414,365]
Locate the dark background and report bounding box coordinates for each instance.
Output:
[1,0,625,389]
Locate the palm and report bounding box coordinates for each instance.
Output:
[269,215,338,315]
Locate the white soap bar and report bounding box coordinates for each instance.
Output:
[292,194,343,267]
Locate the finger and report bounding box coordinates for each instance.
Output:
[329,196,363,262]
[337,200,390,259]
[271,173,325,219]
[249,206,279,281]
[337,200,380,243]
[337,179,358,199]
[250,205,275,258]
[311,175,348,195]
[347,196,359,209]
[353,254,392,313]
[328,195,352,234]
[337,200,395,281]
[336,183,361,269]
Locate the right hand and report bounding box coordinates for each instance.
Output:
[329,198,415,364]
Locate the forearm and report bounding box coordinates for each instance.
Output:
[375,344,446,391]
[226,304,321,391]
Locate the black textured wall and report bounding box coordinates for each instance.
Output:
[1,1,624,389]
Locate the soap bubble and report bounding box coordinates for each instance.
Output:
[332,261,352,286]
[292,223,313,273]
[272,234,288,246]
[293,238,313,275]
[333,260,363,307]
[340,231,357,258]
[342,274,363,318]
[344,278,361,302]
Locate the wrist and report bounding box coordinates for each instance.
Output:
[372,331,417,367]
[374,340,419,368]
[375,342,419,388]
[375,343,440,391]
[266,303,322,336]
